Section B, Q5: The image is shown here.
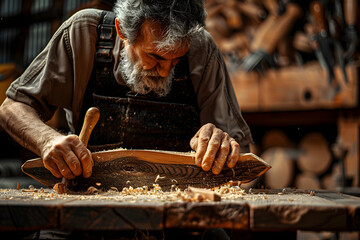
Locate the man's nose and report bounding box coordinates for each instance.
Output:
[156,60,172,78]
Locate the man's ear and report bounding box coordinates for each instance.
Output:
[115,18,126,39]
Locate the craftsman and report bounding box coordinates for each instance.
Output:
[0,0,252,180]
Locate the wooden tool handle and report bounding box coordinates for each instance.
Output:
[254,3,303,54]
[57,107,100,193]
[310,0,327,33]
[344,0,358,26]
[263,0,279,15]
[79,107,100,147]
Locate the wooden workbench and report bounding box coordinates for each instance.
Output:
[0,188,359,239]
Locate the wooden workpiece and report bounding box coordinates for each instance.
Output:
[0,187,359,234]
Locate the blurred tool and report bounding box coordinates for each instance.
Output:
[241,1,303,71]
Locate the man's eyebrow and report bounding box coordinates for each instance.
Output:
[149,53,166,60]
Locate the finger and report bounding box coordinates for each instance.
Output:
[190,129,200,151]
[53,154,75,179]
[63,151,82,177]
[43,160,62,178]
[212,134,230,174]
[227,139,240,168]
[190,135,199,151]
[195,125,214,167]
[202,128,223,171]
[72,144,93,178]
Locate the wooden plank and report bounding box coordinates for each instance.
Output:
[1,188,359,232]
[314,191,360,230]
[165,201,248,229]
[247,189,350,231]
[0,201,60,231]
[0,190,73,231]
[233,62,359,112]
[60,201,164,231]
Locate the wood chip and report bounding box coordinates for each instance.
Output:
[187,187,221,201]
[53,183,65,194]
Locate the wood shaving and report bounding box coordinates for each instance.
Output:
[0,183,280,203]
[22,189,38,193]
[154,175,166,183]
[86,186,98,195]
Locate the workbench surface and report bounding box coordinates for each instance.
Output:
[0,187,359,232]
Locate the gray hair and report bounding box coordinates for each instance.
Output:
[113,0,206,49]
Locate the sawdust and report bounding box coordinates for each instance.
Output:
[0,184,318,203]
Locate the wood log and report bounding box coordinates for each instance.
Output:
[261,147,296,189]
[297,132,332,175]
[294,172,321,190]
[337,116,360,186]
[262,129,295,150]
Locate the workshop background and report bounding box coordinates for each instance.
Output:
[0,0,359,195]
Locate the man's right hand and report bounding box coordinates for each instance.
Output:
[41,135,93,179]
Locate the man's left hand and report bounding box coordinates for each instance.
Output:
[190,123,240,174]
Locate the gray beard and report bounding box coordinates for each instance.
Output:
[119,45,174,97]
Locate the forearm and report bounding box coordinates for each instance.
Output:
[0,97,62,157]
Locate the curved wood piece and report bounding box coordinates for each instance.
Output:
[21,150,271,192]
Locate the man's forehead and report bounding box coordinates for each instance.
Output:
[139,20,189,56]
[140,20,166,42]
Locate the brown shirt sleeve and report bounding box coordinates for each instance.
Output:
[188,31,253,149]
[6,9,101,132]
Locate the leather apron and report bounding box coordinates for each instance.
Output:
[78,11,200,152]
